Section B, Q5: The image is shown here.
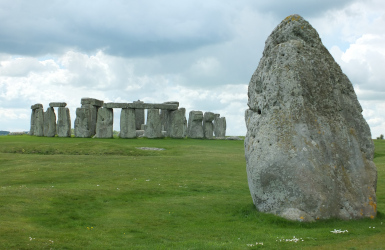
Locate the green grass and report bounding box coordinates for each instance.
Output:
[0,135,384,249]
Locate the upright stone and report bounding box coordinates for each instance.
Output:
[120,108,136,138]
[161,102,179,137]
[214,117,226,138]
[187,111,204,139]
[75,98,103,137]
[145,109,163,138]
[74,107,92,137]
[170,108,187,138]
[134,100,145,130]
[203,112,215,139]
[43,107,56,137]
[245,14,377,221]
[30,104,44,136]
[95,107,113,138]
[57,107,71,137]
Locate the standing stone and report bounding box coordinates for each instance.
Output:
[30,104,44,136]
[187,111,204,139]
[95,107,113,138]
[133,100,145,130]
[145,109,163,138]
[244,14,377,221]
[57,107,71,137]
[203,112,215,139]
[43,107,56,137]
[214,117,226,138]
[161,102,179,137]
[120,108,136,138]
[74,107,92,138]
[170,108,187,138]
[75,98,103,137]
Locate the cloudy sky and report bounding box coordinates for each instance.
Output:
[0,0,384,137]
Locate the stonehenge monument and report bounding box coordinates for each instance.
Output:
[29,98,226,139]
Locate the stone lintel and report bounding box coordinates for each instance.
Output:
[31,104,43,110]
[49,102,67,107]
[103,102,179,110]
[81,98,104,107]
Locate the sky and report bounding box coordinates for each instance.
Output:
[0,0,384,137]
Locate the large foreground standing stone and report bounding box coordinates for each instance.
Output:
[245,15,377,221]
[95,107,113,138]
[30,104,44,136]
[74,98,103,137]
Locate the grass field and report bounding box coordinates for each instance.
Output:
[0,135,384,249]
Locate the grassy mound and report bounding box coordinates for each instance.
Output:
[0,135,384,249]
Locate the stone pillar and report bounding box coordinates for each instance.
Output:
[95,107,113,138]
[30,104,44,136]
[145,109,163,138]
[133,100,144,130]
[203,112,215,139]
[161,101,179,137]
[43,107,56,137]
[74,98,103,137]
[214,117,226,138]
[57,107,71,137]
[120,108,136,138]
[170,108,186,139]
[188,111,204,139]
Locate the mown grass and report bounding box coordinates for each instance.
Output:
[0,135,384,249]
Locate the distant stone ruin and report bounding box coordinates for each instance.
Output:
[29,98,226,139]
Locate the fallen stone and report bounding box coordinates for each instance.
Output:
[57,107,71,137]
[95,107,114,138]
[226,136,243,140]
[136,147,165,151]
[120,108,136,138]
[188,111,204,139]
[49,102,67,107]
[244,14,377,221]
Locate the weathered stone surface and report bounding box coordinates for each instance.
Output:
[57,107,71,137]
[134,100,145,130]
[203,112,215,139]
[95,107,113,138]
[43,107,56,137]
[188,111,203,139]
[214,117,226,138]
[120,108,136,138]
[103,102,179,110]
[144,109,163,138]
[244,14,377,221]
[31,103,43,110]
[170,108,187,138]
[160,103,179,137]
[33,108,44,136]
[49,102,67,107]
[74,107,93,138]
[81,98,104,107]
